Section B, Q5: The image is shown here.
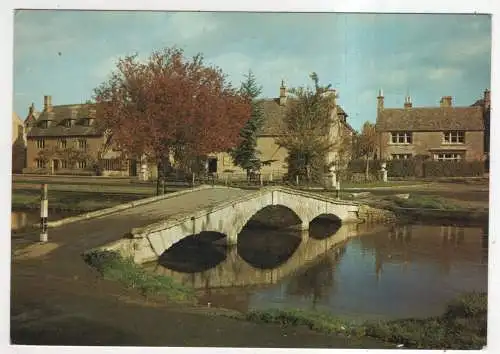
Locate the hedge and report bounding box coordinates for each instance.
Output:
[344,158,484,178]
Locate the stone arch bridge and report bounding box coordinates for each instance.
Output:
[100,185,362,264]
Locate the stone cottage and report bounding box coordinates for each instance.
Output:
[375,89,488,162]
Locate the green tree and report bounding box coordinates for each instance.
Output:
[230,70,264,178]
[277,72,336,183]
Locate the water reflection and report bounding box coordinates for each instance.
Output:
[150,221,487,321]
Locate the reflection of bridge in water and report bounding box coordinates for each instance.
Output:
[150,222,388,290]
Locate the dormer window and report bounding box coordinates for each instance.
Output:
[64,119,74,128]
[40,120,50,128]
[81,118,94,126]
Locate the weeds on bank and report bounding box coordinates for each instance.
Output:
[82,250,195,303]
[243,292,486,350]
[386,195,461,210]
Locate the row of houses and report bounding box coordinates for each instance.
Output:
[11,83,490,179]
[11,82,356,179]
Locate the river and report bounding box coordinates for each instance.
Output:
[11,210,80,233]
[148,218,488,322]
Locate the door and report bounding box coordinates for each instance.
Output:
[208,158,218,174]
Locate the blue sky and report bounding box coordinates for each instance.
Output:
[13,11,491,131]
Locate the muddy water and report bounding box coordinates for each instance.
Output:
[150,219,488,322]
[11,210,80,232]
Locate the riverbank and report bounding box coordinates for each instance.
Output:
[76,249,486,349]
[236,291,486,350]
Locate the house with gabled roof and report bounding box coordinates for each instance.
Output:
[209,81,356,178]
[24,95,133,176]
[375,90,488,162]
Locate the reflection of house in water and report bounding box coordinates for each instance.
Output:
[360,224,487,280]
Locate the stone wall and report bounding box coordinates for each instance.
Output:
[357,205,397,223]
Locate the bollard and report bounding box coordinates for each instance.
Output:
[335,181,340,199]
[40,183,48,242]
[296,175,299,186]
[162,178,166,195]
[192,172,195,187]
[259,173,263,187]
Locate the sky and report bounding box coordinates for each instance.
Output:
[13,11,491,131]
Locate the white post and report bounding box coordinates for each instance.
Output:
[259,173,263,187]
[336,180,341,199]
[329,165,337,189]
[192,172,195,187]
[381,162,388,182]
[40,184,48,242]
[269,172,273,183]
[296,175,299,186]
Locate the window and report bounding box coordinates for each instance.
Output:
[58,139,67,149]
[390,132,412,144]
[443,131,465,144]
[78,160,87,169]
[65,119,73,127]
[40,120,49,128]
[36,139,45,148]
[433,152,463,161]
[61,160,68,169]
[391,154,412,160]
[101,159,121,171]
[77,139,88,150]
[35,159,46,168]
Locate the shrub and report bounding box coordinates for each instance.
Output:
[422,161,484,177]
[387,159,418,178]
[347,159,381,174]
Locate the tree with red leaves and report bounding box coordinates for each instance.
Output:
[93,47,252,181]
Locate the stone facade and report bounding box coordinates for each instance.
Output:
[210,83,356,179]
[12,112,26,173]
[375,90,487,162]
[23,95,139,176]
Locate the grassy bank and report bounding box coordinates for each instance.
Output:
[82,250,195,303]
[237,292,486,350]
[12,189,150,212]
[367,194,488,224]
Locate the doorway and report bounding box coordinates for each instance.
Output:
[207,158,218,174]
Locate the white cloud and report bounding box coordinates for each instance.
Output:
[427,67,462,81]
[165,12,218,41]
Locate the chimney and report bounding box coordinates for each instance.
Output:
[279,80,287,106]
[377,88,384,111]
[484,89,491,110]
[440,96,453,107]
[404,96,412,109]
[28,102,35,115]
[44,95,53,112]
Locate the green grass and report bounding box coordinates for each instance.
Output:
[11,189,149,212]
[82,250,195,303]
[339,180,426,189]
[240,292,486,350]
[384,194,462,210]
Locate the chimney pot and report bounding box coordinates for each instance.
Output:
[484,89,491,110]
[440,96,452,107]
[44,95,53,112]
[377,88,384,110]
